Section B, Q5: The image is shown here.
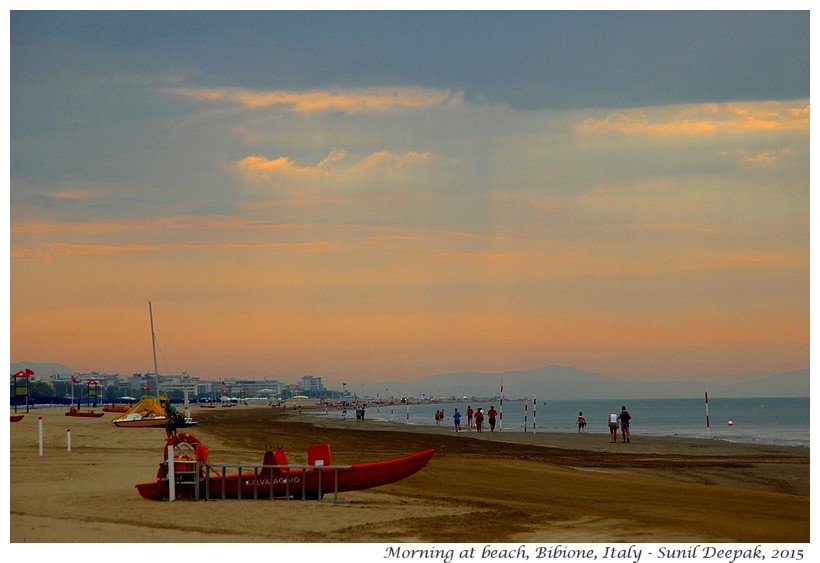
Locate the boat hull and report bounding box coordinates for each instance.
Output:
[11,415,24,422]
[66,411,105,418]
[114,418,168,428]
[136,448,435,501]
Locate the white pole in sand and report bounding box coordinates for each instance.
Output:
[167,445,176,501]
[67,429,72,452]
[499,379,504,431]
[523,401,528,433]
[38,416,43,456]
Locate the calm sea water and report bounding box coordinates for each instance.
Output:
[323,397,809,447]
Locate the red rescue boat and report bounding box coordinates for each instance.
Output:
[103,405,130,413]
[135,433,434,501]
[11,415,24,422]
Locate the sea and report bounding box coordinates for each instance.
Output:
[316,397,809,448]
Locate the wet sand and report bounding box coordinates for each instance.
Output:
[9,405,809,543]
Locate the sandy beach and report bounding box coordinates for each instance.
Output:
[9,405,809,544]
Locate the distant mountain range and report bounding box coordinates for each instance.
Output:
[11,361,809,400]
[11,362,76,377]
[378,365,810,400]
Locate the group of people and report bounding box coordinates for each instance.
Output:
[577,406,631,443]
[449,405,498,432]
[607,406,631,443]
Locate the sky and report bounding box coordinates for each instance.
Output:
[7,9,811,385]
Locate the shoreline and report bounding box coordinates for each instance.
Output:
[292,406,810,457]
[10,406,810,543]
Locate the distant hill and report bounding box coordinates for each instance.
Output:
[381,365,809,400]
[10,362,75,377]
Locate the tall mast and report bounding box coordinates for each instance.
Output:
[149,301,158,376]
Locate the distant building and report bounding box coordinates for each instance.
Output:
[300,375,324,397]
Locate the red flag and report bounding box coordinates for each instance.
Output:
[71,375,78,383]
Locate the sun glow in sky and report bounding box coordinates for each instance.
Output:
[9,10,810,383]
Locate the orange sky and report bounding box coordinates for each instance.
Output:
[9,12,810,384]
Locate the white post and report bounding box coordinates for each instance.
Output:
[499,379,504,431]
[38,416,43,457]
[67,429,72,452]
[183,388,191,418]
[167,445,176,501]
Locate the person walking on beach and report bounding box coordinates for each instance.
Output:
[466,406,474,430]
[577,411,587,432]
[453,408,462,432]
[488,406,497,432]
[608,412,619,443]
[475,408,484,433]
[619,406,631,443]
[164,400,178,440]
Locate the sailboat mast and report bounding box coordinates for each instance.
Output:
[149,301,158,376]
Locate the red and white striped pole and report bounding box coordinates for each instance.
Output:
[705,385,711,438]
[533,396,537,434]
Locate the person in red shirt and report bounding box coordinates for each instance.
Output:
[475,408,485,433]
[466,406,474,430]
[487,406,498,432]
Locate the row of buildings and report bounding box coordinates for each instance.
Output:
[17,370,331,403]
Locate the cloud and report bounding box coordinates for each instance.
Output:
[167,86,462,113]
[10,215,248,236]
[16,242,163,259]
[47,189,96,200]
[233,149,442,183]
[717,147,794,165]
[575,101,810,137]
[354,150,437,171]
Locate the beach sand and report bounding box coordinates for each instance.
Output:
[10,405,809,543]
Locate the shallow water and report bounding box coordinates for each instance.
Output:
[321,396,809,447]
